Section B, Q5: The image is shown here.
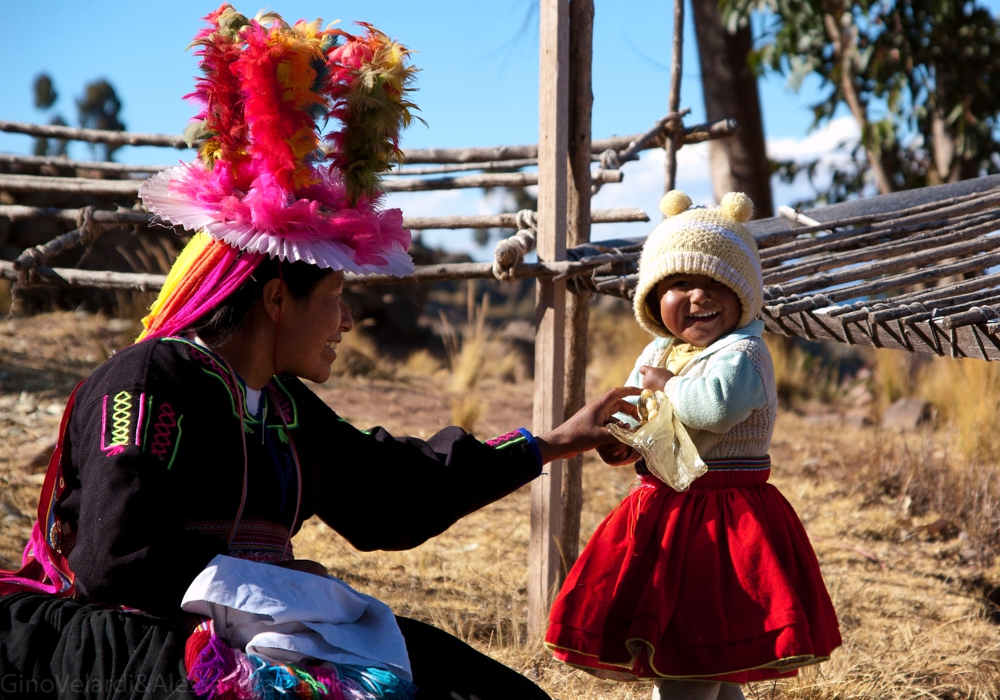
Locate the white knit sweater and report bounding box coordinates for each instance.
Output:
[620,320,777,460]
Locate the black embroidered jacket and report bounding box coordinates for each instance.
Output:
[54,338,542,616]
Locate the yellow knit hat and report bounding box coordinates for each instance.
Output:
[633,190,763,338]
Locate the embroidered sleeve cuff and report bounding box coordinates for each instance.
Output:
[517,428,543,467]
[484,428,543,468]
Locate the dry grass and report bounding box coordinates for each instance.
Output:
[918,356,1000,463]
[291,409,1000,699]
[306,307,1000,699]
[766,417,1000,699]
[765,334,843,405]
[451,393,484,433]
[438,295,522,432]
[871,349,919,411]
[5,311,1000,698]
[441,297,494,394]
[399,349,443,378]
[587,304,651,391]
[328,326,393,379]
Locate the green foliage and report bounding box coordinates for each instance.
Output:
[29,73,126,161]
[31,74,67,157]
[77,79,125,161]
[33,74,57,110]
[724,0,1000,206]
[32,116,68,158]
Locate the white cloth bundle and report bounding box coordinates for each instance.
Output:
[182,555,412,681]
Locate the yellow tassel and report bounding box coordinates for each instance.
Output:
[136,232,211,342]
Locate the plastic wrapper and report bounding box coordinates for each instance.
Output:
[607,390,707,491]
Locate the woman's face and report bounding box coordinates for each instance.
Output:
[276,271,354,383]
[656,274,741,346]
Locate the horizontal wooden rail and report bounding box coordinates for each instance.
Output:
[0,169,623,197]
[0,153,173,174]
[0,255,614,292]
[0,120,189,148]
[0,205,648,230]
[0,117,738,163]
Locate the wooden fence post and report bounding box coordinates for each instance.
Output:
[528,0,570,638]
[664,0,686,194]
[561,0,595,575]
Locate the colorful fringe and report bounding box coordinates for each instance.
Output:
[185,626,417,700]
[137,232,263,342]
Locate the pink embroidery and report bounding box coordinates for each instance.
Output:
[189,347,239,398]
[486,430,521,447]
[149,403,178,459]
[100,394,108,449]
[266,383,294,423]
[135,392,146,447]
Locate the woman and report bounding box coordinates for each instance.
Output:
[0,8,636,700]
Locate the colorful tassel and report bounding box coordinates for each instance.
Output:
[184,633,416,700]
[189,631,240,697]
[136,232,263,342]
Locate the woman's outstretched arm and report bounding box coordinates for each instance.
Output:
[298,384,640,552]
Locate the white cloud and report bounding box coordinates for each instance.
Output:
[590,143,713,243]
[767,117,859,162]
[385,188,497,260]
[768,117,864,208]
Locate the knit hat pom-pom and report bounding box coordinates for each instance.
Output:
[720,192,753,223]
[659,190,692,218]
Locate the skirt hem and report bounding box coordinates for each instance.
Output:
[545,634,828,683]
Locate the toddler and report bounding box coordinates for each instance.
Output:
[545,191,841,700]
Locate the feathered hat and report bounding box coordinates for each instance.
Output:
[137,4,418,341]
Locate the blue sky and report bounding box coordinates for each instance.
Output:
[3,1,999,256]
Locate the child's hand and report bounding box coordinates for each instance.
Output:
[597,441,640,466]
[639,366,674,391]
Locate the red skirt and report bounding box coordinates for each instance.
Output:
[545,461,841,683]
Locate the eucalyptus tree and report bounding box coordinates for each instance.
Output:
[723,0,1000,205]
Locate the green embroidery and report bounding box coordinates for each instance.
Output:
[493,435,526,449]
[141,394,154,449]
[162,337,299,431]
[166,416,183,471]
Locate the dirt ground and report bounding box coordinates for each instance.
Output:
[2,312,999,699]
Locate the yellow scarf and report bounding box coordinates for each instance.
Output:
[664,342,706,374]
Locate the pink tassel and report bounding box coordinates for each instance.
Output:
[311,667,346,700]
[189,634,238,697]
[217,652,257,700]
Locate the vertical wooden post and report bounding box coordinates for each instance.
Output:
[664,0,686,194]
[561,0,595,574]
[528,0,570,638]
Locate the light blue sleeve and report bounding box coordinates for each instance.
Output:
[613,339,660,428]
[663,349,767,433]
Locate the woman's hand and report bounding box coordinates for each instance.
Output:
[597,441,640,466]
[639,365,674,392]
[534,387,641,464]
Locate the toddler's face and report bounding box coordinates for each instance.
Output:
[655,274,741,346]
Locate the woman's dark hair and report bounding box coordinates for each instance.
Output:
[191,257,333,346]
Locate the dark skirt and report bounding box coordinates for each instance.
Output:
[0,593,551,700]
[545,470,842,683]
